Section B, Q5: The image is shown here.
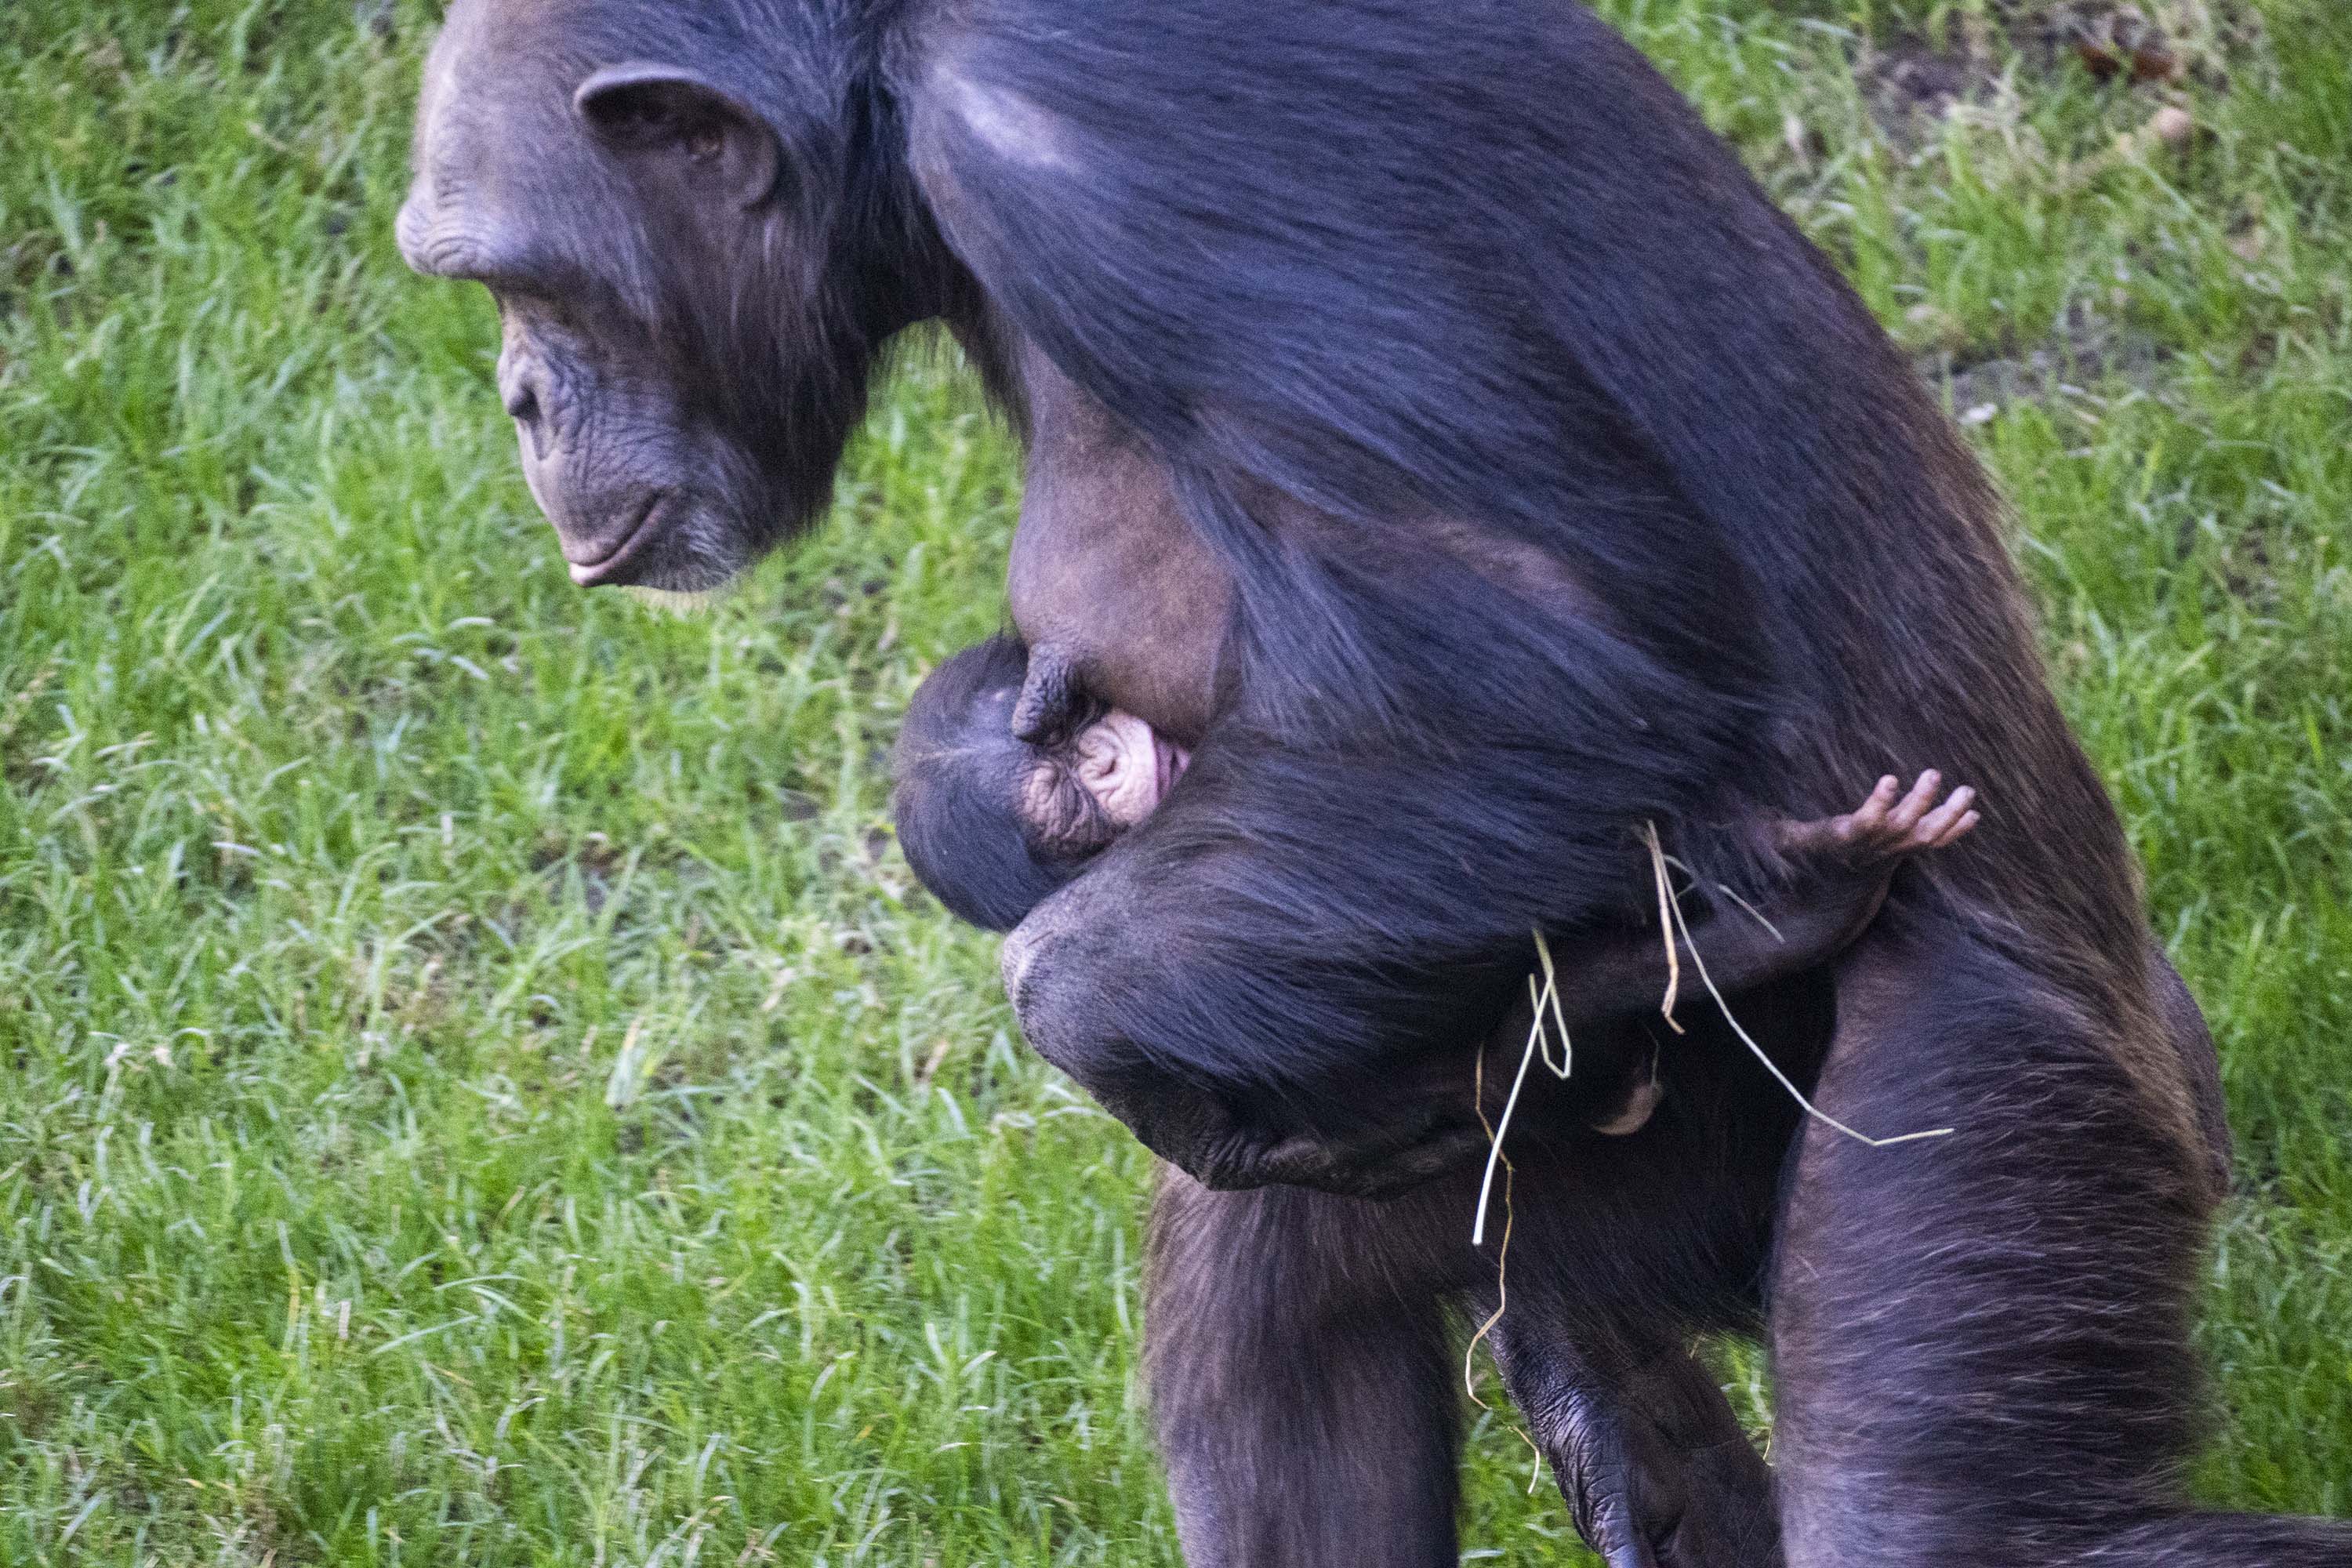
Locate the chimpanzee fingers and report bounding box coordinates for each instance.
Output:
[1227,1134,1347,1193]
[1555,1434,1665,1568]
[1826,774,1900,846]
[1585,1501,1663,1568]
[1262,1132,1472,1199]
[1240,1117,1486,1198]
[1189,1123,1298,1191]
[1911,784,1976,848]
[1849,772,1900,828]
[1788,771,1980,862]
[1354,1124,1492,1197]
[1882,768,1944,835]
[1601,1534,1664,1568]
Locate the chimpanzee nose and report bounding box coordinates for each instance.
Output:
[499,364,550,461]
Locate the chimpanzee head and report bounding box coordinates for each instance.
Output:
[396,0,942,593]
[894,636,1192,931]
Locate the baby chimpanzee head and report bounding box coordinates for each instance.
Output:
[892,636,1189,931]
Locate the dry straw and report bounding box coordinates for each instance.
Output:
[1469,823,1954,1243]
[1641,822,1955,1152]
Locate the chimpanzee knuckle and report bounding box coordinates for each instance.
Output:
[1599,1519,1666,1568]
[1257,1128,1352,1191]
[1187,1125,1276,1191]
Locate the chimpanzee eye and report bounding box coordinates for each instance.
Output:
[1041,765,1116,854]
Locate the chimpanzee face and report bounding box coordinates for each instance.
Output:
[396,0,904,594]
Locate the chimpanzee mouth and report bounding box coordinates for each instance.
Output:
[567,492,671,586]
[1155,737,1192,803]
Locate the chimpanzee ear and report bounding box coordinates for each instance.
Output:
[574,63,782,208]
[1011,644,1087,746]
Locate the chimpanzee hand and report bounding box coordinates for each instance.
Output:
[1544,1377,1781,1568]
[1097,1069,1492,1197]
[1767,769,1978,956]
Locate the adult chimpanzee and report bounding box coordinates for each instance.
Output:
[397,4,2344,1567]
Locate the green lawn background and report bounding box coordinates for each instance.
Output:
[1,1,2347,1562]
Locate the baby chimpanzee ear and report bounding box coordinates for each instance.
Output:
[1011,644,1087,745]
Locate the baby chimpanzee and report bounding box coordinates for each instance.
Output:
[893,634,1194,932]
[894,632,1977,1134]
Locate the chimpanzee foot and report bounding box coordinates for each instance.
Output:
[1551,1404,1781,1568]
[1773,770,1977,864]
[1490,1325,1783,1568]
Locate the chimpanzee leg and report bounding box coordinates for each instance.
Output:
[1771,913,2352,1567]
[1145,1172,1462,1568]
[1144,990,1815,1568]
[1483,1310,1781,1568]
[1462,1013,1799,1568]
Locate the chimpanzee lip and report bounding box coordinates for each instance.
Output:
[567,492,670,586]
[1155,737,1191,803]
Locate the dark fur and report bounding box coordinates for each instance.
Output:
[1145,981,1824,1568]
[401,2,2348,1563]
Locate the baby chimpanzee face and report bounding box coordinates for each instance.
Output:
[1022,710,1187,848]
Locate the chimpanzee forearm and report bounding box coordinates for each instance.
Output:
[1538,899,1867,1035]
[1004,769,1975,1192]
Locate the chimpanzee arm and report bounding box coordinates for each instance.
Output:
[1547,771,1978,1026]
[1007,772,1974,1194]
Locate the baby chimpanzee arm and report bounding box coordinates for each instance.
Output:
[1542,771,1976,1027]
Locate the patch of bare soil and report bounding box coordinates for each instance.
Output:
[1920,303,2172,421]
[1854,1,2267,147]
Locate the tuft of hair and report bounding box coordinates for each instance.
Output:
[891,636,1094,931]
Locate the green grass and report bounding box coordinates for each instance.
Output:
[1,0,2347,1561]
